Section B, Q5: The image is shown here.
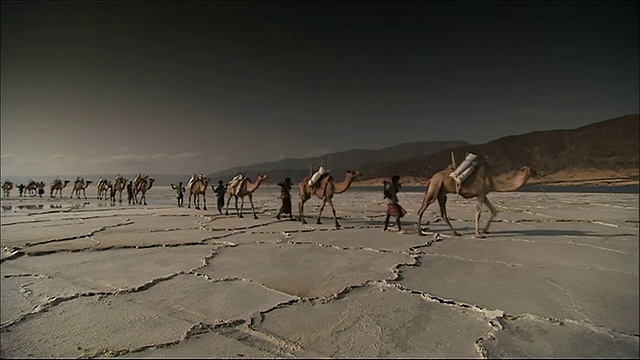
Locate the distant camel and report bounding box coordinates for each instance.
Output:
[188,174,210,210]
[133,177,155,205]
[225,174,269,219]
[2,181,13,197]
[298,170,362,228]
[25,180,39,196]
[70,177,93,199]
[50,179,70,198]
[417,155,536,238]
[111,175,127,203]
[96,178,111,200]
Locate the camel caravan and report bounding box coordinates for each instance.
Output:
[1,152,536,237]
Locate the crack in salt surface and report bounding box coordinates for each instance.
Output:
[21,219,134,247]
[80,319,248,359]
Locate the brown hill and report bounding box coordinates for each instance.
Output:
[361,114,639,187]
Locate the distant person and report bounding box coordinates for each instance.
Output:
[171,182,186,207]
[127,181,134,205]
[383,175,406,234]
[213,180,227,214]
[37,182,45,198]
[276,177,294,221]
[17,183,25,197]
[109,184,116,204]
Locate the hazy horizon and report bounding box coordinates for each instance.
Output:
[2,1,638,178]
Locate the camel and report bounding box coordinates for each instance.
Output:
[417,156,536,238]
[25,180,39,196]
[111,175,127,203]
[298,170,362,228]
[70,177,93,199]
[133,177,155,205]
[188,174,210,210]
[50,179,70,198]
[96,178,111,200]
[2,181,13,197]
[225,174,269,219]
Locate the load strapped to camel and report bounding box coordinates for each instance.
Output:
[133,173,149,187]
[449,152,479,193]
[187,173,204,190]
[227,173,246,193]
[308,165,329,189]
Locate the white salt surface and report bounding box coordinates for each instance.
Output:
[1,185,638,358]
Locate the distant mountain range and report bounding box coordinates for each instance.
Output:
[206,140,469,185]
[208,114,638,187]
[363,114,638,187]
[5,115,637,188]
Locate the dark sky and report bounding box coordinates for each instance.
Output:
[2,1,638,176]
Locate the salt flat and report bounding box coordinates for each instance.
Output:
[1,186,638,358]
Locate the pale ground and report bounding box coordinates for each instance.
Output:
[1,185,638,358]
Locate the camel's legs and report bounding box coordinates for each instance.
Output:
[416,195,436,236]
[437,195,461,236]
[474,198,485,238]
[188,193,193,208]
[202,193,207,211]
[234,196,242,218]
[328,198,340,228]
[225,195,233,215]
[316,199,326,224]
[299,197,309,224]
[248,194,258,219]
[481,197,499,234]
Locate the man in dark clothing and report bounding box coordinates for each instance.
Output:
[17,183,25,197]
[127,181,134,205]
[276,177,294,221]
[213,180,227,214]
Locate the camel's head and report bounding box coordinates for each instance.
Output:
[257,174,269,182]
[347,170,362,180]
[86,180,93,185]
[520,167,537,179]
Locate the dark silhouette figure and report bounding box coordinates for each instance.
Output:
[213,180,227,214]
[276,177,294,220]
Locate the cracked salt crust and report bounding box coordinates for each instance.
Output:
[1,187,638,358]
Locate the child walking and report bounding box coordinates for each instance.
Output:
[383,175,407,234]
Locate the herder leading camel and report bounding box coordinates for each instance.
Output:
[225,174,269,219]
[417,155,536,238]
[298,170,362,228]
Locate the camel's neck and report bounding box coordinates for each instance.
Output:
[148,180,154,190]
[247,178,265,192]
[493,172,531,192]
[334,175,356,194]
